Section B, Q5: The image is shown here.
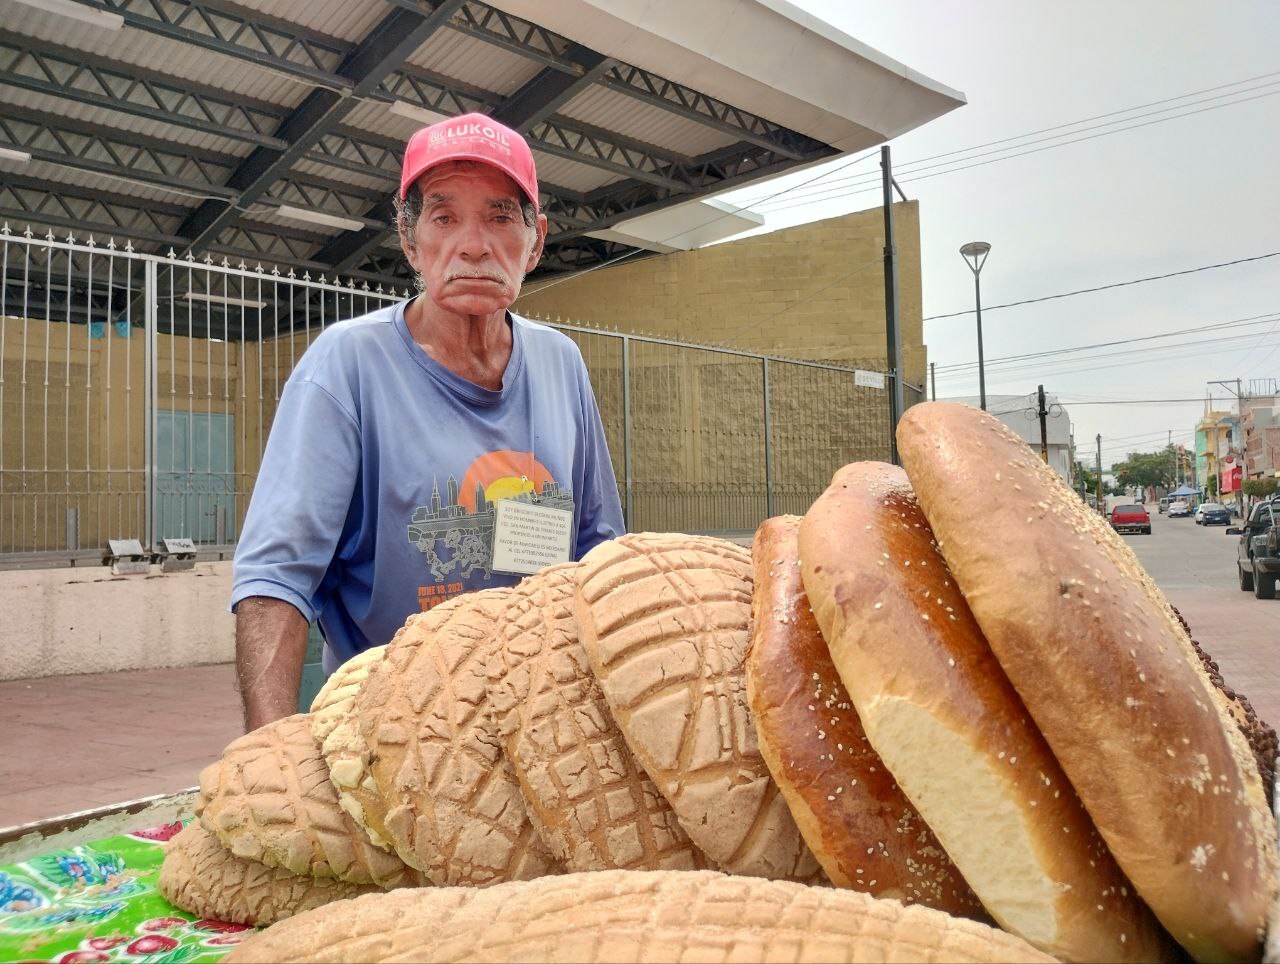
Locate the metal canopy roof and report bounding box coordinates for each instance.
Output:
[0,0,964,291]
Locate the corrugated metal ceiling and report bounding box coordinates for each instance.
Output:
[0,0,846,287]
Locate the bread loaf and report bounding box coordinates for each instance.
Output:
[196,714,422,888]
[309,645,393,851]
[898,402,1278,962]
[354,589,559,886]
[487,562,708,872]
[574,532,819,880]
[159,822,379,926]
[747,514,984,918]
[799,462,1169,963]
[224,869,1055,963]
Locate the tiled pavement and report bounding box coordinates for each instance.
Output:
[0,587,1276,832]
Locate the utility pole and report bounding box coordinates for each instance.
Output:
[881,145,904,463]
[930,362,936,401]
[1096,434,1103,515]
[1036,385,1049,463]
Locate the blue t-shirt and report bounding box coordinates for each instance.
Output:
[231,302,624,673]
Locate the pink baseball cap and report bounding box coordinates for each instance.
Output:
[399,112,539,211]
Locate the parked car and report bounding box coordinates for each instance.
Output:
[1167,500,1192,518]
[1109,503,1151,535]
[1158,496,1170,514]
[1194,502,1231,525]
[1229,497,1279,599]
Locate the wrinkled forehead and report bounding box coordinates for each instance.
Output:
[413,160,526,206]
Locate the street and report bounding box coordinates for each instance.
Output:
[1113,504,1279,725]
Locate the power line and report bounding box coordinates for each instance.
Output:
[934,312,1280,373]
[735,70,1280,208]
[923,252,1280,322]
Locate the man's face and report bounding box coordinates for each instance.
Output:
[400,162,547,319]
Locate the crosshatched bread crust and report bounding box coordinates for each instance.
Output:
[309,645,393,852]
[196,714,422,889]
[488,562,709,872]
[355,589,558,886]
[747,514,984,919]
[223,869,1056,964]
[898,402,1278,963]
[573,532,818,880]
[159,822,379,926]
[799,462,1168,963]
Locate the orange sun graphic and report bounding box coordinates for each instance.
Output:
[457,450,556,513]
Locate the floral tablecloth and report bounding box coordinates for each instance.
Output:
[0,822,248,963]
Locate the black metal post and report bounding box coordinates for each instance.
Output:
[975,272,987,411]
[1037,384,1049,462]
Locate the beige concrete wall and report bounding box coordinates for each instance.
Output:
[0,561,234,681]
[516,201,928,389]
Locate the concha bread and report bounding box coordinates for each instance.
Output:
[898,402,1278,963]
[223,869,1055,963]
[309,645,394,851]
[487,562,708,872]
[799,462,1169,963]
[746,514,984,919]
[159,822,379,926]
[196,714,422,889]
[573,532,819,880]
[354,589,559,886]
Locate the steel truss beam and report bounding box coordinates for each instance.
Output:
[174,1,465,253]
[0,31,286,149]
[0,175,188,248]
[90,0,353,90]
[0,105,239,199]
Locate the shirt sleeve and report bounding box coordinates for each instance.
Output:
[230,377,360,620]
[573,355,626,557]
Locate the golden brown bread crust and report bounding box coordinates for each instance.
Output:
[224,870,1057,964]
[159,822,380,926]
[487,562,709,872]
[898,402,1278,963]
[354,590,559,886]
[746,514,985,918]
[799,462,1169,963]
[573,532,819,880]
[196,715,423,889]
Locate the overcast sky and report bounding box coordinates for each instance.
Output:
[717,1,1280,472]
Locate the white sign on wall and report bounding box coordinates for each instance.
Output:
[854,369,885,390]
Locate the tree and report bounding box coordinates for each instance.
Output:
[1207,473,1218,498]
[1112,446,1178,493]
[1074,461,1099,499]
[1242,477,1278,498]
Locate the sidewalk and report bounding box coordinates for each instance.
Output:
[1,588,1276,832]
[0,664,243,831]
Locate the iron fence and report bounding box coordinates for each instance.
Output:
[0,226,910,565]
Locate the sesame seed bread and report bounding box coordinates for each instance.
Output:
[195,714,423,889]
[573,532,820,880]
[354,589,559,886]
[799,462,1169,963]
[223,869,1056,964]
[898,402,1278,962]
[159,822,380,926]
[487,562,710,872]
[746,514,985,918]
[309,645,394,852]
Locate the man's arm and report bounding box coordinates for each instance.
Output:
[235,596,309,732]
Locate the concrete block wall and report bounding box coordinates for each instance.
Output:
[516,201,928,390]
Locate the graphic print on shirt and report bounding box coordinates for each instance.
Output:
[406,449,573,610]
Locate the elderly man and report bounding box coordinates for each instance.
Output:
[231,113,624,731]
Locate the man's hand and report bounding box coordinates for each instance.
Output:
[235,596,309,732]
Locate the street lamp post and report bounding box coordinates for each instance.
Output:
[959,241,992,411]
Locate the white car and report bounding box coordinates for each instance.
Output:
[1167,500,1192,518]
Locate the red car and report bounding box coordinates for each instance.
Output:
[1110,503,1151,535]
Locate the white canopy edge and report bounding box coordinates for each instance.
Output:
[488,0,966,153]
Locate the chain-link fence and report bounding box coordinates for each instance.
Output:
[1,227,911,564]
